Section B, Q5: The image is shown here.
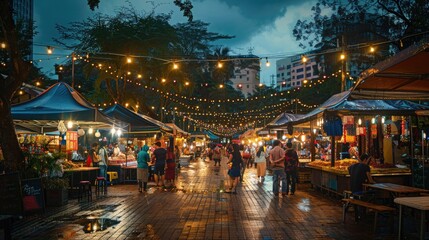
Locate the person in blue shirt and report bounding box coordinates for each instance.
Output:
[137,145,150,192]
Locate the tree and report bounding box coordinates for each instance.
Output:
[293,0,429,76]
[0,0,194,173]
[0,1,33,172]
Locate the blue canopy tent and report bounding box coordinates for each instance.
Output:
[102,104,172,137]
[12,82,125,133]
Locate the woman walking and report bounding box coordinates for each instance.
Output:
[254,145,267,181]
[227,143,243,194]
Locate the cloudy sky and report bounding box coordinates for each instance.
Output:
[34,0,315,85]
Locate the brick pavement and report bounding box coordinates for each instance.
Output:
[11,158,401,240]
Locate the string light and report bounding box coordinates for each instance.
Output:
[217,61,223,68]
[302,55,307,63]
[173,62,179,69]
[265,57,270,67]
[1,42,6,49]
[47,46,53,54]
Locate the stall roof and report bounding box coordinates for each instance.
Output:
[12,82,124,133]
[204,130,220,140]
[102,104,161,133]
[279,91,350,127]
[266,113,304,129]
[350,41,429,100]
[166,123,189,137]
[290,91,429,127]
[136,113,172,133]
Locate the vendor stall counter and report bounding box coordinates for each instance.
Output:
[307,159,412,196]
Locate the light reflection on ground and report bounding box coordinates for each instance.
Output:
[297,198,311,212]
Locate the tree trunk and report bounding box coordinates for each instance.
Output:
[0,0,30,173]
[0,99,24,173]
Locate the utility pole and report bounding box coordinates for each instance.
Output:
[71,53,76,88]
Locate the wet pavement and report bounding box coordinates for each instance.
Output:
[10,158,420,239]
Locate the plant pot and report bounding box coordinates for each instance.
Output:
[45,188,68,207]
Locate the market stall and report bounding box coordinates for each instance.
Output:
[102,104,173,182]
[307,159,411,195]
[11,82,125,185]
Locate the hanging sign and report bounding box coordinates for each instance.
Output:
[66,131,78,152]
[371,124,377,138]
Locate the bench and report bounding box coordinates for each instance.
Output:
[342,198,396,231]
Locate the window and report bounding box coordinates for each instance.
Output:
[297,74,304,79]
[247,77,249,81]
[287,65,291,69]
[297,81,301,86]
[296,68,304,73]
[247,85,249,88]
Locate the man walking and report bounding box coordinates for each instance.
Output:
[269,140,286,197]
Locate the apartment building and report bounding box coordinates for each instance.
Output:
[276,54,319,90]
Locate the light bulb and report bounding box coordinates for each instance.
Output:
[111,128,116,134]
[67,121,73,129]
[88,127,94,134]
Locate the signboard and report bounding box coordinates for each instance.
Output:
[0,173,23,215]
[66,131,78,152]
[21,178,45,214]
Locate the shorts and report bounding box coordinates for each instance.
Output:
[154,164,165,176]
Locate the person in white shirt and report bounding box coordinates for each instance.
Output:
[254,146,267,181]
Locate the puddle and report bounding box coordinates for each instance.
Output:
[76,217,120,233]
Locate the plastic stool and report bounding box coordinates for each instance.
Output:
[95,177,107,196]
[78,181,92,202]
[107,172,118,185]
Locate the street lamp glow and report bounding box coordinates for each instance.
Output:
[217,61,223,68]
[173,62,179,69]
[340,53,346,60]
[126,57,132,63]
[1,42,6,49]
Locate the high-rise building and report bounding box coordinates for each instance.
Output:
[12,0,34,60]
[228,55,260,98]
[276,54,320,90]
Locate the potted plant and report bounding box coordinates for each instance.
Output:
[43,177,69,207]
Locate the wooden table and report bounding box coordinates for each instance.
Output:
[395,196,429,240]
[363,183,429,198]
